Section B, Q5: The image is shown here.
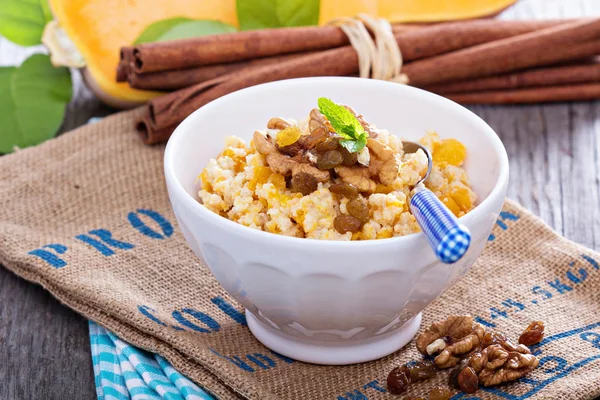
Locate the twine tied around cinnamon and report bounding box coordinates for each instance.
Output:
[328,14,409,84]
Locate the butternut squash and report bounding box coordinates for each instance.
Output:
[46,0,516,108]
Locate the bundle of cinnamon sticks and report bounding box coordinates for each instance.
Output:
[118,18,600,145]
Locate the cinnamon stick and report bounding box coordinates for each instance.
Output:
[140,20,569,139]
[116,47,134,82]
[128,20,563,74]
[403,19,600,87]
[445,83,600,104]
[127,52,313,91]
[426,62,600,94]
[136,116,178,145]
[147,47,359,130]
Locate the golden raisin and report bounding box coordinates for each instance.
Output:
[334,215,362,234]
[407,360,437,382]
[315,137,340,152]
[346,198,369,224]
[429,387,452,400]
[458,367,479,394]
[481,331,509,348]
[276,126,302,147]
[433,138,467,166]
[519,321,545,346]
[291,173,318,196]
[317,150,343,170]
[329,183,358,198]
[306,126,330,148]
[340,147,358,166]
[386,366,410,395]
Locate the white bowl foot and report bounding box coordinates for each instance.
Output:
[246,311,422,365]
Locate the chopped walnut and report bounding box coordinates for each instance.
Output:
[253,131,277,155]
[336,166,377,193]
[469,344,539,387]
[416,315,485,368]
[254,131,329,185]
[366,138,399,185]
[265,152,330,183]
[267,117,292,130]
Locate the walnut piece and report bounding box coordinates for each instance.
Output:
[253,131,276,155]
[254,131,329,183]
[469,344,539,387]
[266,152,330,183]
[336,166,377,193]
[367,138,399,185]
[267,117,292,130]
[416,315,485,368]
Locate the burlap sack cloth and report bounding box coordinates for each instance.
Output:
[1,109,599,400]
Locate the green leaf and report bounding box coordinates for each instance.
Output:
[236,0,320,31]
[134,17,193,44]
[318,97,364,135]
[340,136,366,153]
[157,20,237,42]
[0,54,72,154]
[0,0,53,46]
[134,18,236,44]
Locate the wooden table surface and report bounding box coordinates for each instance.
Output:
[1,0,599,398]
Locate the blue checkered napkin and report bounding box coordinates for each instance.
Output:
[89,321,214,400]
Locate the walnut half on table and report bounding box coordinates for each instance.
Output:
[415,315,485,369]
[469,343,539,387]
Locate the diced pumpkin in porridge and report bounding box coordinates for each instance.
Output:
[433,138,467,166]
[197,99,477,240]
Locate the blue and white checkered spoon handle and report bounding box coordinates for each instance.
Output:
[409,185,471,264]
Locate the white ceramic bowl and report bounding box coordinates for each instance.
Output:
[164,77,508,365]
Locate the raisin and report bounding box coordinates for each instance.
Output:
[386,366,410,395]
[317,150,343,170]
[482,331,508,348]
[306,126,329,148]
[448,366,462,390]
[519,321,545,346]
[407,360,437,382]
[276,126,302,147]
[315,136,340,152]
[429,387,452,400]
[291,173,318,196]
[340,146,358,166]
[458,367,479,394]
[334,215,362,234]
[346,198,369,224]
[329,183,358,198]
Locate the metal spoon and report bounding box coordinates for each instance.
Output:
[402,141,471,264]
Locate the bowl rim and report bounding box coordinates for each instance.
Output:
[164,77,509,249]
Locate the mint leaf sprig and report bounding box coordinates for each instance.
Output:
[317,97,368,153]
